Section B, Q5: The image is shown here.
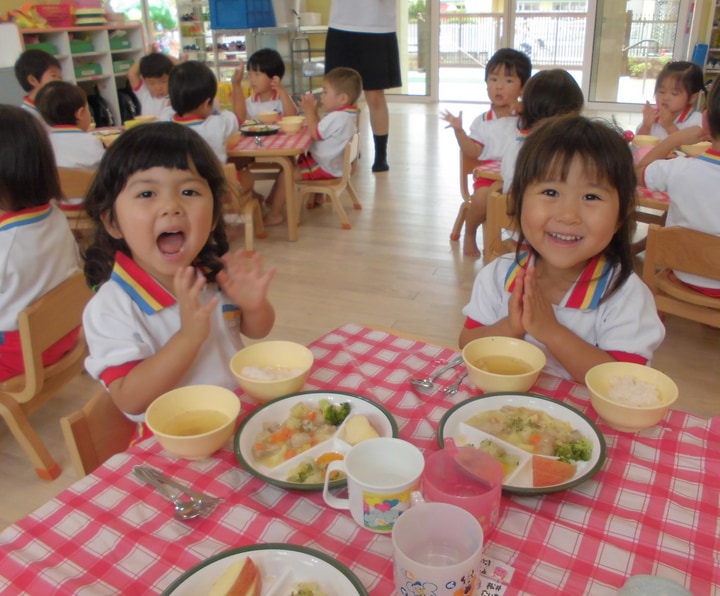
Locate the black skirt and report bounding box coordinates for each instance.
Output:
[324,28,402,91]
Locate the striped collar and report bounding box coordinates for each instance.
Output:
[0,203,53,232]
[696,147,720,165]
[111,251,176,315]
[251,90,280,103]
[654,105,695,123]
[22,97,38,111]
[504,252,613,310]
[172,114,205,126]
[516,128,531,141]
[51,125,84,133]
[482,109,494,121]
[334,106,359,115]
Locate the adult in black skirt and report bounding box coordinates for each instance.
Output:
[325,0,401,172]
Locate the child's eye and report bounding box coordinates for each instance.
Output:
[541,188,559,197]
[181,189,200,196]
[137,191,155,198]
[583,193,602,201]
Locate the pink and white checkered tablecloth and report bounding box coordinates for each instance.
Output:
[1,324,718,595]
[636,186,670,203]
[228,129,312,154]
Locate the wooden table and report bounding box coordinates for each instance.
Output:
[227,130,312,242]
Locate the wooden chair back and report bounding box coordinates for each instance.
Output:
[450,152,479,241]
[642,224,720,327]
[57,168,96,240]
[295,132,362,230]
[222,162,265,253]
[483,191,518,263]
[0,271,94,478]
[61,389,135,477]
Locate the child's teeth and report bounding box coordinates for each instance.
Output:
[551,233,580,241]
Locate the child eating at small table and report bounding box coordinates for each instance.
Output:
[236,48,298,122]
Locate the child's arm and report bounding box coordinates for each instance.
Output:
[442,110,483,160]
[231,62,247,123]
[105,267,220,415]
[300,93,321,140]
[272,76,298,116]
[636,101,655,135]
[216,249,276,339]
[635,126,709,177]
[127,57,143,90]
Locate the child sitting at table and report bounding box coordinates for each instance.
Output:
[263,67,361,226]
[127,51,179,117]
[35,81,105,170]
[236,48,298,122]
[14,49,62,124]
[168,60,246,164]
[459,115,665,381]
[0,106,81,381]
[447,69,584,257]
[636,61,705,140]
[81,122,276,426]
[636,78,720,296]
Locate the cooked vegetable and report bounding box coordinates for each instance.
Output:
[318,399,351,426]
[554,437,593,464]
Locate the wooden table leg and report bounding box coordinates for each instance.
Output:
[257,155,298,242]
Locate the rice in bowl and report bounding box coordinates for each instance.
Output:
[606,376,662,407]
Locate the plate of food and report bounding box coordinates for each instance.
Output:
[234,391,398,491]
[240,124,280,136]
[162,543,369,595]
[438,393,606,495]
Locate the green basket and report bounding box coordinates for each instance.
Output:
[112,59,133,74]
[70,40,94,54]
[25,42,57,55]
[109,37,131,50]
[74,63,102,78]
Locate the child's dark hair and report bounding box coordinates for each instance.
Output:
[705,77,720,137]
[510,115,636,301]
[14,49,61,92]
[324,67,363,105]
[83,122,229,288]
[247,48,285,80]
[168,61,217,116]
[0,106,60,212]
[654,61,705,101]
[139,52,174,79]
[486,48,532,86]
[518,69,584,131]
[35,81,87,126]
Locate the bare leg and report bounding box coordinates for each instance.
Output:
[264,169,286,226]
[463,186,490,258]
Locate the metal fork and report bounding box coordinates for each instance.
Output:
[254,136,264,148]
[443,371,468,396]
[133,466,223,507]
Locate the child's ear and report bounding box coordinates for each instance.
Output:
[339,92,350,106]
[27,74,41,90]
[689,92,700,107]
[100,210,123,239]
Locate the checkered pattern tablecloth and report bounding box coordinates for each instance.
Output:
[228,129,312,154]
[0,324,718,595]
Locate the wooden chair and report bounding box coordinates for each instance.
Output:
[0,271,94,479]
[60,389,135,477]
[222,162,265,253]
[295,132,361,230]
[57,168,96,241]
[483,190,518,263]
[450,152,479,241]
[642,224,720,328]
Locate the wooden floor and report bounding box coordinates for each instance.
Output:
[2,103,718,532]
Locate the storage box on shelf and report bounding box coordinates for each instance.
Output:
[703,3,720,75]
[179,0,213,61]
[18,23,144,126]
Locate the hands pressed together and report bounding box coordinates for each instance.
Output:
[507,266,560,344]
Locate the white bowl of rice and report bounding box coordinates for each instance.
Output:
[230,340,314,403]
[585,362,678,432]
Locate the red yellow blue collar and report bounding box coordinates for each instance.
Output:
[336,106,359,115]
[111,252,176,315]
[654,105,695,123]
[251,90,280,102]
[172,114,205,126]
[504,252,613,310]
[696,147,720,166]
[51,125,84,133]
[516,129,531,141]
[22,97,38,111]
[0,203,52,232]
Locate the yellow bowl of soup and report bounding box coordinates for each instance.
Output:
[278,116,305,134]
[256,111,280,124]
[145,385,240,459]
[462,337,546,393]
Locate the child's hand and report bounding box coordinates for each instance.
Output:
[520,266,560,341]
[641,101,656,128]
[270,75,284,92]
[217,250,276,312]
[300,93,317,113]
[232,62,244,85]
[441,109,463,130]
[507,267,527,338]
[174,266,218,344]
[675,125,711,146]
[656,105,675,130]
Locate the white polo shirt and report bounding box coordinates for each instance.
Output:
[328,0,396,33]
[173,112,239,163]
[133,81,170,117]
[48,126,105,169]
[20,97,45,124]
[245,91,285,121]
[462,252,666,380]
[0,203,81,332]
[310,106,358,177]
[641,149,720,289]
[636,106,703,140]
[83,252,245,422]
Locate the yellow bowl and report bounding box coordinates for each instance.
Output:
[680,142,711,157]
[585,362,678,432]
[632,134,660,147]
[145,385,240,460]
[134,115,158,123]
[462,337,546,393]
[278,116,305,135]
[256,111,280,124]
[230,340,314,403]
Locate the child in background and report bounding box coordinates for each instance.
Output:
[236,49,298,122]
[35,81,105,170]
[637,79,720,296]
[264,67,361,226]
[127,51,178,116]
[460,115,665,381]
[168,60,245,163]
[636,61,705,140]
[448,69,584,257]
[82,122,275,423]
[0,106,81,381]
[13,49,62,122]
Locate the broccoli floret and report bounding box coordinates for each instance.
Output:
[318,399,351,426]
[554,438,593,464]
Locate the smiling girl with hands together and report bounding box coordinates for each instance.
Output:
[459,116,665,381]
[82,122,275,422]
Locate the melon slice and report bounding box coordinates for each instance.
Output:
[209,557,261,596]
[532,455,576,488]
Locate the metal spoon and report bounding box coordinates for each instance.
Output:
[133,466,209,521]
[254,135,264,148]
[443,371,468,396]
[136,465,223,507]
[409,354,464,390]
